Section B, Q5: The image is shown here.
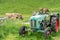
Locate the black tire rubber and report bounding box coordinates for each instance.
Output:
[51,17,57,32]
[50,14,59,32]
[19,26,28,35]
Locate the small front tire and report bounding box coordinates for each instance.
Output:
[44,27,51,38]
[19,26,28,35]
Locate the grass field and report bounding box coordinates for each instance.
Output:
[0,0,60,40]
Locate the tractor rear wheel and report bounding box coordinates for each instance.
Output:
[50,15,59,32]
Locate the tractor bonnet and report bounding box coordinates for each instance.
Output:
[30,14,48,21]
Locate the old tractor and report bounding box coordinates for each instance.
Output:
[19,8,59,37]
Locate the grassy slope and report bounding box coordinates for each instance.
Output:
[0,0,60,15]
[0,0,60,40]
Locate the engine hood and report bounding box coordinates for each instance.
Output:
[30,14,48,21]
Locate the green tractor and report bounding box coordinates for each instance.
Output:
[19,8,59,37]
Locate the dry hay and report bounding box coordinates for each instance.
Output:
[5,13,23,20]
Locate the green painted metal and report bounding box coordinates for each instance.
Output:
[30,14,49,32]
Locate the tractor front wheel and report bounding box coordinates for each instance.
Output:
[19,26,28,36]
[44,27,51,38]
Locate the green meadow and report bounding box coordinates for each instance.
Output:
[0,0,60,40]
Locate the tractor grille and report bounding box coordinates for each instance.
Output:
[31,20,36,27]
[34,20,36,27]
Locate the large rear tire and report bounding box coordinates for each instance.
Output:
[50,14,59,32]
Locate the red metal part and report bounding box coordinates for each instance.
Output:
[56,19,59,32]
